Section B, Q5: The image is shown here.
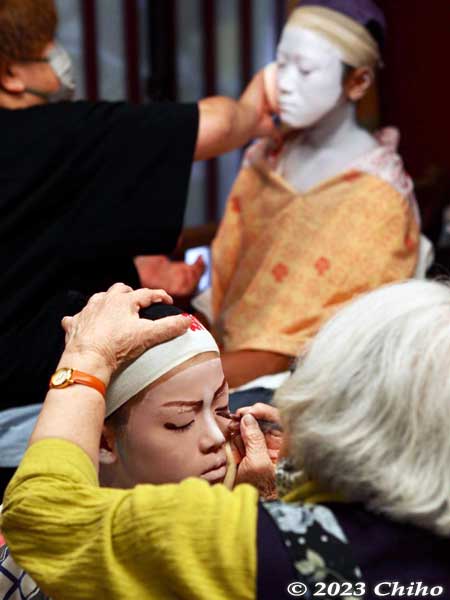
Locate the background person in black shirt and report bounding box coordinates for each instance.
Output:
[0,0,278,495]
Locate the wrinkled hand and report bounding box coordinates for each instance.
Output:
[240,69,281,143]
[232,413,277,500]
[61,283,190,375]
[135,255,205,297]
[230,403,283,465]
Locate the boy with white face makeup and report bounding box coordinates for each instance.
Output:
[275,23,377,190]
[197,0,421,401]
[100,304,231,488]
[277,27,347,129]
[1,299,281,600]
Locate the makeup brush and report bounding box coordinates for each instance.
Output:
[216,409,283,434]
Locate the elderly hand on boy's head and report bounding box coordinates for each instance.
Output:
[61,283,191,374]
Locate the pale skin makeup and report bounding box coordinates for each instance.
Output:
[277,26,345,129]
[276,25,377,193]
[100,353,230,488]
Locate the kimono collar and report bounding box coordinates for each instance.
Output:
[276,458,345,504]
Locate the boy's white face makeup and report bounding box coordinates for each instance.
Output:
[276,26,345,128]
[107,357,229,487]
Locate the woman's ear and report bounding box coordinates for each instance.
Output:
[1,64,26,94]
[99,425,119,465]
[344,66,374,102]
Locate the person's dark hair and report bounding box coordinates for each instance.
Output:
[366,19,385,51]
[139,302,184,321]
[0,0,58,78]
[341,63,354,84]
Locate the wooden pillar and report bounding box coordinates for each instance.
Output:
[81,0,99,100]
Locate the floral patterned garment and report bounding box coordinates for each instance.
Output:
[0,545,49,600]
[211,129,419,357]
[262,500,363,600]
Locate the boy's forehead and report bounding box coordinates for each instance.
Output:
[146,352,221,391]
[278,26,342,62]
[141,357,224,401]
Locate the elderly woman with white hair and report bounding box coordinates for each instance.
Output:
[268,278,450,592]
[2,281,450,599]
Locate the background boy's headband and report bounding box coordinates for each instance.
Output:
[289,4,382,68]
[105,304,219,418]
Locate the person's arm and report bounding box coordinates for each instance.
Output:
[1,284,277,600]
[2,438,259,600]
[29,285,190,467]
[221,349,293,389]
[194,70,278,161]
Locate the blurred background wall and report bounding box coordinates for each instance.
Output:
[55,0,450,237]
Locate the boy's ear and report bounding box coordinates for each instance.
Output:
[99,426,119,465]
[344,66,374,102]
[1,64,26,94]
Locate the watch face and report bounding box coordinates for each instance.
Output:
[52,368,72,387]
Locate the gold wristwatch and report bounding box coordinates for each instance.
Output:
[49,368,106,397]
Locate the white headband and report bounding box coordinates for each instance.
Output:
[106,318,220,418]
[288,6,381,68]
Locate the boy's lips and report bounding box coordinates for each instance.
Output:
[200,459,227,482]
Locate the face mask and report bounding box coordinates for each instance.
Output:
[25,43,76,103]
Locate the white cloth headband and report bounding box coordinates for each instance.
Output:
[288,6,381,68]
[105,317,219,417]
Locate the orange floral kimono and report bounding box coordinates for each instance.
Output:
[211,129,419,357]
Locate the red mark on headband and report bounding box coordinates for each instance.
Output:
[182,314,205,332]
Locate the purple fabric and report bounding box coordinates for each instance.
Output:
[327,503,450,598]
[257,501,450,599]
[297,0,386,37]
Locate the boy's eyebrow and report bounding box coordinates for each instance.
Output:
[162,400,203,408]
[162,378,227,408]
[214,378,227,400]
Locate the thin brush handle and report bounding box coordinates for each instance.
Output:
[217,411,283,433]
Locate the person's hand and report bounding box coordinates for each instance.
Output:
[239,69,281,143]
[230,403,283,465]
[61,283,191,378]
[232,414,277,500]
[164,256,205,296]
[135,255,205,297]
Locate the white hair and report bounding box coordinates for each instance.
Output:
[274,280,450,537]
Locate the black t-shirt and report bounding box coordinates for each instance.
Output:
[0,100,199,409]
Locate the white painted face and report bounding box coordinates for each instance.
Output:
[277,26,346,128]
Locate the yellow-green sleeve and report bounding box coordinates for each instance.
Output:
[1,439,259,600]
